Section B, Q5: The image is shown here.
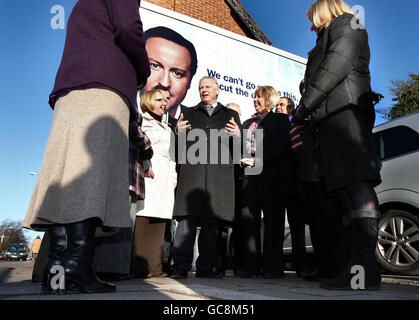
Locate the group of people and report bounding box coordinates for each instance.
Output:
[23,0,383,294]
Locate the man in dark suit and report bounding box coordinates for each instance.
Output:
[277,97,309,276]
[171,76,241,279]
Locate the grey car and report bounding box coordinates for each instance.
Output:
[372,111,419,275]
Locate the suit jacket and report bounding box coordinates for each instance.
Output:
[173,102,242,224]
[49,0,150,116]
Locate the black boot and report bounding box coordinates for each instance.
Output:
[42,225,67,294]
[62,219,116,293]
[320,210,381,291]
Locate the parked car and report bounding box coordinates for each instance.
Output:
[0,252,5,260]
[5,243,29,261]
[373,111,419,275]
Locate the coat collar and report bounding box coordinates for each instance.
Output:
[252,110,276,125]
[193,102,225,117]
[143,111,169,129]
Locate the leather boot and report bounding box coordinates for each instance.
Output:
[62,219,116,293]
[320,210,381,291]
[42,225,67,294]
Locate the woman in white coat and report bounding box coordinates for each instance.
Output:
[131,89,177,278]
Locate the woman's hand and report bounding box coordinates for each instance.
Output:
[293,104,311,125]
[144,167,154,179]
[240,158,255,168]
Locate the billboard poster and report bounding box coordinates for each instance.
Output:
[140,3,307,122]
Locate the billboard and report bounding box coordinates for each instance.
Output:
[140,2,307,122]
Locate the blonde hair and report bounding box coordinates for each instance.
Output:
[307,0,353,29]
[140,89,167,113]
[254,86,280,110]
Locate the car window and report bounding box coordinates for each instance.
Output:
[374,125,419,160]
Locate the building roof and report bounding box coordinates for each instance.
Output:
[225,0,272,45]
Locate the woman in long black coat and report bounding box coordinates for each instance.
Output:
[240,86,291,278]
[294,0,382,290]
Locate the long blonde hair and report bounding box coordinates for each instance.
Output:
[307,0,353,29]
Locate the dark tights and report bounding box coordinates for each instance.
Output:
[338,181,379,212]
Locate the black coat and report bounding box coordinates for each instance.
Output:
[173,102,242,224]
[301,13,381,191]
[242,112,291,183]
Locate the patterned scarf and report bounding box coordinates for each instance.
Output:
[245,114,261,156]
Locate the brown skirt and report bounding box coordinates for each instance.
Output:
[23,88,131,230]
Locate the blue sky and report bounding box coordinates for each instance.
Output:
[0,0,418,242]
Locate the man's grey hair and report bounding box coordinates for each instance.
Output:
[199,76,219,88]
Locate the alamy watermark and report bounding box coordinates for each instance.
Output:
[351,5,366,30]
[350,265,366,290]
[172,128,264,176]
[50,5,65,30]
[50,265,65,291]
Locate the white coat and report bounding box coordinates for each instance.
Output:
[137,112,177,219]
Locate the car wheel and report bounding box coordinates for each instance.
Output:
[375,209,419,275]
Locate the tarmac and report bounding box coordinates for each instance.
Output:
[1,261,419,301]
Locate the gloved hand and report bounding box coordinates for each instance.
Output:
[293,104,311,125]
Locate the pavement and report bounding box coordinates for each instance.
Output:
[1,261,419,301]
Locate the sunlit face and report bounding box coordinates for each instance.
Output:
[143,37,192,109]
[150,92,168,117]
[160,90,171,109]
[199,78,219,105]
[276,98,288,114]
[253,92,269,114]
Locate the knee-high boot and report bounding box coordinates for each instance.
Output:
[62,219,116,293]
[42,225,67,293]
[320,210,381,291]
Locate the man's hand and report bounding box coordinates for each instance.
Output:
[144,167,154,179]
[176,113,192,134]
[225,117,240,137]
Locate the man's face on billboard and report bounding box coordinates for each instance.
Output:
[144,37,192,109]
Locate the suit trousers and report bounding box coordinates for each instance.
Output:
[240,176,286,275]
[173,216,218,274]
[285,193,308,273]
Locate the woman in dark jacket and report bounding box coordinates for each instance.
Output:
[294,0,382,290]
[240,86,291,278]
